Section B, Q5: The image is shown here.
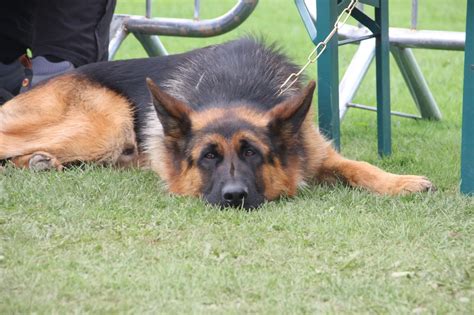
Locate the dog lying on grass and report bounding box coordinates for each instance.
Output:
[0,38,433,208]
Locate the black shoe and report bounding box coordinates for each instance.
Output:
[20,56,74,93]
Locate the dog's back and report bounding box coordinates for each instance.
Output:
[77,38,301,135]
[155,38,301,110]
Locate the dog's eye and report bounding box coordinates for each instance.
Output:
[244,148,256,157]
[204,152,217,160]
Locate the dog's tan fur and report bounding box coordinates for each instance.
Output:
[0,75,138,169]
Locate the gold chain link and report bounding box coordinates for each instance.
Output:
[278,0,359,96]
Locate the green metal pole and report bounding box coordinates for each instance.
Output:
[390,46,442,120]
[316,0,340,150]
[461,0,474,194]
[133,33,168,56]
[375,0,391,156]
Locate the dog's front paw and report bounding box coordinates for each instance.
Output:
[388,175,435,195]
[28,152,63,171]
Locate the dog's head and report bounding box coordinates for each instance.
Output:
[146,78,315,209]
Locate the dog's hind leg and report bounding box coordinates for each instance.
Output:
[11,152,63,171]
[0,75,137,168]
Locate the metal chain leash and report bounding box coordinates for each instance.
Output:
[278,0,359,96]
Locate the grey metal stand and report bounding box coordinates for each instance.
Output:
[338,24,461,121]
[108,0,258,60]
[337,24,467,121]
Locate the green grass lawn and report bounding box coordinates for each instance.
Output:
[1,0,473,313]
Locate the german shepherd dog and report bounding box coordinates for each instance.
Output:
[0,38,433,208]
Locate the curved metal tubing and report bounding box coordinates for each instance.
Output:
[124,0,258,37]
[109,15,130,60]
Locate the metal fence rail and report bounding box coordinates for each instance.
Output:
[338,25,465,51]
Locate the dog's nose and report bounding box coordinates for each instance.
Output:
[221,182,248,207]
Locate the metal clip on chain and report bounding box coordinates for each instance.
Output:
[278,0,359,96]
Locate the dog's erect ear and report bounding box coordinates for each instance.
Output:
[146,78,192,138]
[266,81,316,137]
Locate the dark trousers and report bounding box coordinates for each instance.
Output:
[0,0,116,67]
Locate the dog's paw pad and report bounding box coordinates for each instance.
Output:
[419,177,437,192]
[28,153,63,171]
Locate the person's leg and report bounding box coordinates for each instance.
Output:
[0,1,35,103]
[19,0,117,91]
[32,0,117,67]
[15,0,116,92]
[0,1,34,64]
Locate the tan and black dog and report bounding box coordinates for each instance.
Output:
[0,38,433,208]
